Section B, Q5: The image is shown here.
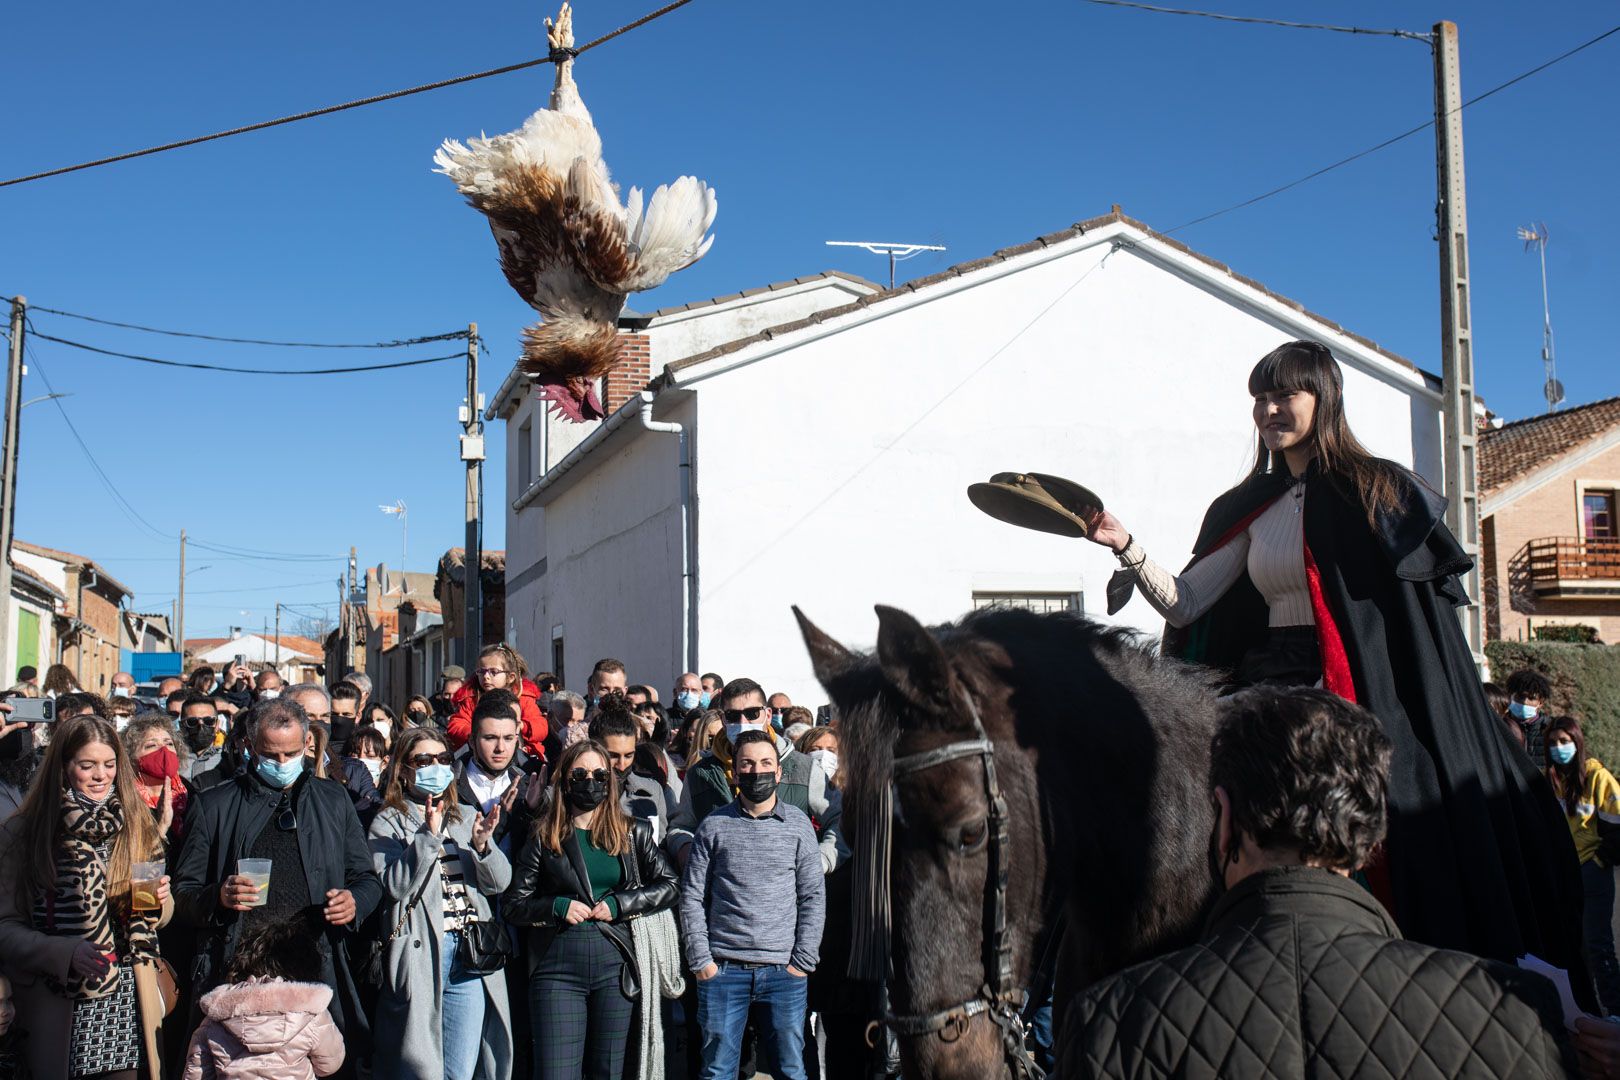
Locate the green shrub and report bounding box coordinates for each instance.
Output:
[1533,624,1600,644]
[1486,641,1620,766]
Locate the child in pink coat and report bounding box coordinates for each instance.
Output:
[183,917,343,1080]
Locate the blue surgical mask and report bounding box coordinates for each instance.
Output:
[699,692,712,709]
[255,755,304,789]
[676,691,702,712]
[414,763,455,795]
[1509,700,1539,722]
[1551,743,1577,766]
[725,721,766,745]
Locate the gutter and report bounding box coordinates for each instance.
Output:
[511,389,697,673]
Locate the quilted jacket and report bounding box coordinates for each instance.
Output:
[1070,866,1577,1079]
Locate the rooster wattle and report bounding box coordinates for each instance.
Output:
[434,3,717,421]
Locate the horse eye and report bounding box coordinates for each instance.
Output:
[953,819,989,854]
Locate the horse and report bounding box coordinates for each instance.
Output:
[795,602,1226,1080]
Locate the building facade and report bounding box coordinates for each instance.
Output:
[13,540,133,695]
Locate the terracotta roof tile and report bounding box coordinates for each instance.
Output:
[11,540,134,598]
[1479,395,1620,494]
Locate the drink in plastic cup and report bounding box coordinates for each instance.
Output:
[131,861,165,912]
[237,858,272,908]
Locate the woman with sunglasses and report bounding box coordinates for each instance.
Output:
[369,727,513,1080]
[445,643,549,765]
[505,739,679,1080]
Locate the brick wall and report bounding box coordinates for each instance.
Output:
[602,333,653,413]
[1484,440,1620,643]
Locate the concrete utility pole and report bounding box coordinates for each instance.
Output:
[274,602,282,671]
[177,529,186,671]
[0,297,25,681]
[460,324,484,668]
[347,546,357,674]
[1433,20,1483,661]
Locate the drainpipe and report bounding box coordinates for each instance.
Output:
[75,567,98,686]
[633,400,696,676]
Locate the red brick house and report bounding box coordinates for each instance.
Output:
[1480,395,1620,643]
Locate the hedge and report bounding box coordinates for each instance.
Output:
[1485,641,1620,767]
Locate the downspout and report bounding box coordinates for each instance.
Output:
[634,399,696,675]
[75,567,98,686]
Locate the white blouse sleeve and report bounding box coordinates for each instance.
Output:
[1117,532,1250,629]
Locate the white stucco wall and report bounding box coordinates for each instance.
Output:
[5,594,54,680]
[13,550,68,595]
[680,231,1442,707]
[646,277,876,365]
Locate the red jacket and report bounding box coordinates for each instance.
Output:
[445,678,549,761]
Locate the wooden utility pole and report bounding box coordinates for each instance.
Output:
[1433,21,1483,660]
[177,529,187,672]
[0,297,25,681]
[460,324,484,668]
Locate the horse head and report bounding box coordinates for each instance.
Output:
[797,603,1051,1080]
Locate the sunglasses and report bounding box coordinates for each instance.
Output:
[476,667,511,677]
[568,768,610,785]
[723,706,767,724]
[407,751,455,767]
[275,792,297,832]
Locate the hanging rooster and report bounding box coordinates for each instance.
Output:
[434,3,717,421]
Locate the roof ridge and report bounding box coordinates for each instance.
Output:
[643,269,884,320]
[1480,392,1620,437]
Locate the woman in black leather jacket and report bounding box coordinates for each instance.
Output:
[505,737,678,1080]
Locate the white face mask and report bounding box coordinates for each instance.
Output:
[808,748,838,780]
[111,687,132,699]
[258,689,280,701]
[114,715,131,732]
[374,720,391,743]
[725,721,767,746]
[360,758,384,784]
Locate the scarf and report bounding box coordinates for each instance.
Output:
[631,907,687,1080]
[35,792,161,999]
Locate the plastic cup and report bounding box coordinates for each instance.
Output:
[237,858,272,908]
[130,861,165,912]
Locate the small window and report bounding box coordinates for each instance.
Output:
[517,417,534,489]
[1585,491,1616,539]
[972,591,1083,615]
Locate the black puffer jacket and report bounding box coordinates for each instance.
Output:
[1071,866,1577,1079]
[504,818,678,998]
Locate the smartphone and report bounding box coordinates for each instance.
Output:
[235,654,246,669]
[10,697,56,723]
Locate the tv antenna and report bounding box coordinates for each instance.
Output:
[826,240,946,289]
[1517,222,1562,411]
[379,499,408,572]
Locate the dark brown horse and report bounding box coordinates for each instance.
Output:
[796,603,1225,1080]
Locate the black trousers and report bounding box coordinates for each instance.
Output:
[529,924,634,1080]
[1232,625,1322,690]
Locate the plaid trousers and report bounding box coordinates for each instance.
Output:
[529,924,635,1080]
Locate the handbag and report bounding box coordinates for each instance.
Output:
[363,862,436,985]
[454,917,513,975]
[151,956,180,1017]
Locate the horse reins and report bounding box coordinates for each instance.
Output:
[871,694,1044,1080]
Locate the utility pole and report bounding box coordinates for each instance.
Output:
[274,603,281,672]
[347,547,357,675]
[0,297,25,681]
[460,323,485,668]
[177,529,187,673]
[1433,20,1483,662]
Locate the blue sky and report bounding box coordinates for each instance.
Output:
[4,0,1615,637]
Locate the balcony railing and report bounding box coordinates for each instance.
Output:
[1514,536,1620,599]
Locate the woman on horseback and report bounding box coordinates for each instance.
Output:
[1086,339,1590,997]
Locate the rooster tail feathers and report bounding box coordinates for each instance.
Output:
[623,177,717,291]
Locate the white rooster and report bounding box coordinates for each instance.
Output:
[434,3,717,421]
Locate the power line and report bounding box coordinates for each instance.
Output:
[28,328,463,375]
[1163,22,1620,234]
[0,0,699,189]
[143,578,335,597]
[1084,0,1430,41]
[11,301,468,349]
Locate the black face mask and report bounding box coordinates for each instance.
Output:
[564,778,609,813]
[329,713,356,753]
[182,723,216,754]
[737,771,779,805]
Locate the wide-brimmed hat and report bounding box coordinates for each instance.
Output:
[966,472,1104,538]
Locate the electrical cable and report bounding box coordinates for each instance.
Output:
[11,301,468,349]
[0,0,698,189]
[1163,22,1620,234]
[28,329,463,375]
[1084,0,1430,41]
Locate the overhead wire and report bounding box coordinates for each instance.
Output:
[0,0,699,189]
[1083,0,1430,40]
[28,328,464,376]
[12,301,468,349]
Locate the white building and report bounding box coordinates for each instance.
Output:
[487,210,1444,705]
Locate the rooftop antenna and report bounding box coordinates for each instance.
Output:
[826,240,947,289]
[379,499,408,573]
[1517,222,1563,411]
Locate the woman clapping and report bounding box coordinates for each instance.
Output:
[0,714,173,1080]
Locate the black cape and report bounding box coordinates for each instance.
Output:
[1163,462,1592,1003]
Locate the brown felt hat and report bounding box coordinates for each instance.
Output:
[966,472,1105,538]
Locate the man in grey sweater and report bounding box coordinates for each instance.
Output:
[680,729,825,1080]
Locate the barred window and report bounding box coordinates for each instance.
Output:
[972,591,1083,615]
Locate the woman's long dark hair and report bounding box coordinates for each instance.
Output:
[1545,715,1587,815]
[1247,341,1408,526]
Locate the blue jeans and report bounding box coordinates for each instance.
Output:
[1582,860,1620,1016]
[696,962,808,1080]
[441,932,487,1080]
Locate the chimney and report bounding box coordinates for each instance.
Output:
[602,332,653,413]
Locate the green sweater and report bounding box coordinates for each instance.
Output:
[551,828,623,920]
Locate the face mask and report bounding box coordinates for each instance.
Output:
[699,692,712,709]
[137,747,180,783]
[725,721,766,745]
[182,724,215,754]
[360,758,384,784]
[258,689,280,701]
[374,720,392,743]
[114,715,132,732]
[1551,743,1577,766]
[412,763,454,796]
[676,691,701,712]
[255,754,305,788]
[564,777,609,813]
[111,687,131,699]
[1509,700,1539,722]
[737,771,779,805]
[808,748,838,780]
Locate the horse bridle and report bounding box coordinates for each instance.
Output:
[873,695,1044,1080]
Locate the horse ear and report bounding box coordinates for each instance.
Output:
[793,606,856,689]
[874,604,954,718]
